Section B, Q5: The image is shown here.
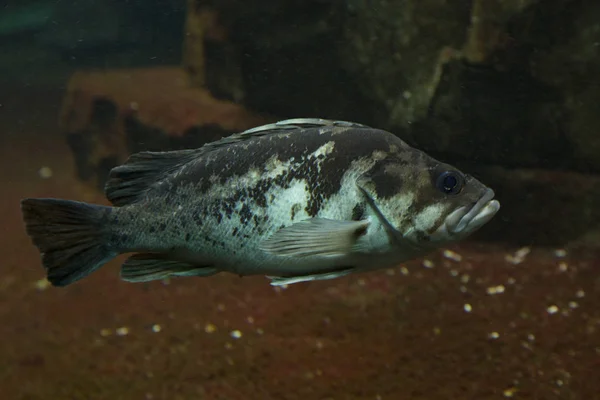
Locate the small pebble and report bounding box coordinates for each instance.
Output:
[558,262,568,272]
[463,303,472,313]
[442,249,462,262]
[568,301,579,309]
[505,246,530,264]
[503,387,517,398]
[230,330,243,339]
[486,285,505,295]
[422,259,434,268]
[488,331,500,340]
[554,248,567,258]
[115,327,129,336]
[38,166,53,179]
[151,324,161,333]
[100,328,112,337]
[546,305,559,314]
[576,289,585,298]
[204,323,216,333]
[34,278,51,291]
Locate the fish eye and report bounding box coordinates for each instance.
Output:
[436,170,463,195]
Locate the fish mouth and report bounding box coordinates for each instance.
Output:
[444,189,500,237]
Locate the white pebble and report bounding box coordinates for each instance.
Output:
[568,301,579,309]
[246,316,255,324]
[204,323,216,333]
[400,266,409,275]
[151,324,161,333]
[116,326,129,336]
[515,246,531,259]
[554,249,567,258]
[422,259,434,268]
[505,246,531,265]
[488,331,500,339]
[576,289,585,298]
[463,303,472,313]
[558,262,568,272]
[230,330,243,339]
[546,305,559,314]
[442,249,462,262]
[486,285,505,295]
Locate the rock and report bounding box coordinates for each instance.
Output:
[61,67,273,190]
[528,0,600,171]
[191,0,600,173]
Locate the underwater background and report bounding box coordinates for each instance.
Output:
[1,0,599,398]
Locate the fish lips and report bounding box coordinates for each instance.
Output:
[444,189,500,237]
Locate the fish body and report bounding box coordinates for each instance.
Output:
[21,118,500,287]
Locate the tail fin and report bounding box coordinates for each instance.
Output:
[21,198,117,287]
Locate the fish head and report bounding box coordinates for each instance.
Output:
[357,149,500,248]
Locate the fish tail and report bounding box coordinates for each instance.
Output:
[21,198,118,287]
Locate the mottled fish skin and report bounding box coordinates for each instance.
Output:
[106,119,495,278]
[21,118,500,287]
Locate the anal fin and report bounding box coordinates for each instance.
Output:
[267,268,354,286]
[120,253,218,283]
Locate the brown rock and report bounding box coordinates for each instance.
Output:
[61,67,273,189]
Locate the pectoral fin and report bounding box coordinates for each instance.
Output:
[260,218,370,258]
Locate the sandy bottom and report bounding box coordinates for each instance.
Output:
[0,86,598,400]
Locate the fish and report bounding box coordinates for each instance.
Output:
[21,118,500,287]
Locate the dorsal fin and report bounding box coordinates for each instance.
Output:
[198,118,371,152]
[105,118,372,206]
[105,149,200,206]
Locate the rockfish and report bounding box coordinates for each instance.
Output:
[21,118,500,287]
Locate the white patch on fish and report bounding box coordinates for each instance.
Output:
[413,203,445,232]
